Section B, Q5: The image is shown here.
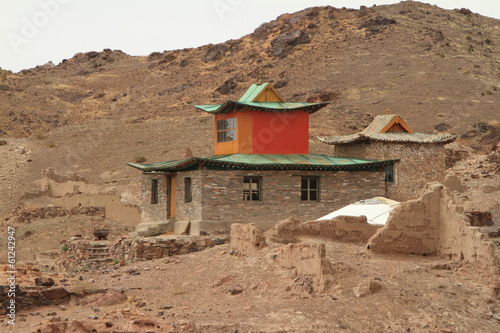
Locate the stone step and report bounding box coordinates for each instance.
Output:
[86,248,110,253]
[83,258,114,264]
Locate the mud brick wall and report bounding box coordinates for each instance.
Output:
[197,169,386,230]
[368,183,500,290]
[230,223,267,255]
[334,142,448,201]
[274,242,334,293]
[266,216,383,244]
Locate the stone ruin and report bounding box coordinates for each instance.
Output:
[229,183,500,295]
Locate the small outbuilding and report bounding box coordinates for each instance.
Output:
[318,112,456,201]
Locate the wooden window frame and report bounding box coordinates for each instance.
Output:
[243,176,262,201]
[301,176,319,201]
[217,118,237,143]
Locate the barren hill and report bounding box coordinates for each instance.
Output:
[0,1,499,216]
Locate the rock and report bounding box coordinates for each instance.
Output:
[133,318,156,327]
[136,301,146,308]
[274,80,288,88]
[353,279,383,297]
[229,286,243,295]
[159,305,173,310]
[270,30,311,57]
[41,287,68,300]
[359,16,397,29]
[79,291,127,307]
[35,277,55,287]
[203,44,228,63]
[216,79,238,95]
[0,140,7,145]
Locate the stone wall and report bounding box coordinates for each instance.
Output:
[58,235,230,270]
[10,206,105,223]
[367,183,500,290]
[140,173,169,223]
[266,216,382,244]
[334,142,448,201]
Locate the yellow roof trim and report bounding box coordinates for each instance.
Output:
[379,115,414,134]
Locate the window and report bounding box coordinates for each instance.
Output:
[217,118,237,142]
[243,177,261,201]
[151,179,158,204]
[385,164,395,184]
[301,177,319,201]
[184,177,192,203]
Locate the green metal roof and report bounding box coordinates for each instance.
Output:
[194,101,328,114]
[127,154,397,172]
[238,82,269,102]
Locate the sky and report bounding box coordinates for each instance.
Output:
[0,0,498,72]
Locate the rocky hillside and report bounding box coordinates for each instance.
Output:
[0,1,499,216]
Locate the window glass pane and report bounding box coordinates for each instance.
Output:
[301,178,308,188]
[310,190,317,201]
[184,178,192,203]
[251,191,260,201]
[151,179,158,204]
[385,165,394,183]
[301,190,308,201]
[309,179,318,189]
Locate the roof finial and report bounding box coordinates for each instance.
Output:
[386,108,391,115]
[258,70,264,84]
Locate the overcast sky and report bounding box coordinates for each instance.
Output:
[0,0,498,72]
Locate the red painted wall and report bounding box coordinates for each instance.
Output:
[251,111,309,154]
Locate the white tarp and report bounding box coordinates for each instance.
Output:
[317,197,399,225]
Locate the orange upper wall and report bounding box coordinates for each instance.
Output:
[251,111,309,154]
[214,110,309,155]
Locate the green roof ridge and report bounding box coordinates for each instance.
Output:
[238,82,269,102]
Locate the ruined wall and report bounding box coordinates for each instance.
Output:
[40,168,99,197]
[367,185,441,254]
[367,183,500,288]
[274,242,335,293]
[230,223,267,254]
[55,194,140,227]
[196,168,386,231]
[266,216,382,244]
[334,142,447,201]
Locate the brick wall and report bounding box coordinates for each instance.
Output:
[140,168,386,232]
[197,169,385,230]
[140,173,168,223]
[334,142,447,201]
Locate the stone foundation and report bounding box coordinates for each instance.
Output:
[58,235,230,270]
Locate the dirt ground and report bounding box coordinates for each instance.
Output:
[3,239,499,333]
